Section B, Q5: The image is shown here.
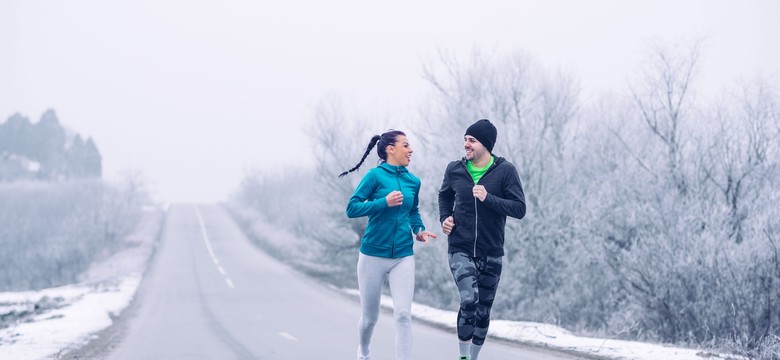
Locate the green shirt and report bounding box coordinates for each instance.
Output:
[467,155,494,184]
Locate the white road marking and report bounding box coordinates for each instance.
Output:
[278,332,298,341]
[195,206,235,290]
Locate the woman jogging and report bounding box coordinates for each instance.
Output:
[341,130,437,360]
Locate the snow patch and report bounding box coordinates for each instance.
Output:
[0,276,141,360]
[343,289,744,360]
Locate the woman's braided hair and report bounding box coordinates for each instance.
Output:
[338,130,405,178]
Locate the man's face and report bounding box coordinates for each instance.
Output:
[464,135,487,161]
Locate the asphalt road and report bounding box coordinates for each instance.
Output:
[104,204,584,360]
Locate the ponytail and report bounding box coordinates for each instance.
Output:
[338,135,381,177]
[339,130,406,178]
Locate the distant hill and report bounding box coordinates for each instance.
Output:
[0,109,101,181]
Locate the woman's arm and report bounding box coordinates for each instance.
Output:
[346,172,387,218]
[408,182,425,234]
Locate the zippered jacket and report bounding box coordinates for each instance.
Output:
[438,156,526,257]
[347,162,426,258]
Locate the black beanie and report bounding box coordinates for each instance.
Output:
[465,119,497,153]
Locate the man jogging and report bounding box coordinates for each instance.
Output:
[438,119,526,360]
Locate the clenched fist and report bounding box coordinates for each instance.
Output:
[386,190,403,207]
[442,216,455,235]
[472,185,487,202]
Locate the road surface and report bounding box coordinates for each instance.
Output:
[103,204,583,359]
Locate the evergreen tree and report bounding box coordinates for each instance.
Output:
[83,137,102,178]
[0,114,34,158]
[66,134,87,178]
[1,110,102,181]
[33,109,67,179]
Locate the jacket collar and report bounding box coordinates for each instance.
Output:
[379,162,409,174]
[460,155,504,167]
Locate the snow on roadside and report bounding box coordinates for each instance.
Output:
[0,207,163,360]
[0,276,141,360]
[0,203,744,360]
[343,289,743,360]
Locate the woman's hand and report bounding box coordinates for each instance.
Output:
[385,190,403,207]
[415,230,438,243]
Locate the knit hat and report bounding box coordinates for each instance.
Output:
[465,119,497,153]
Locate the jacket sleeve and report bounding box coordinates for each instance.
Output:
[482,164,526,220]
[438,163,456,224]
[346,172,388,218]
[408,181,425,234]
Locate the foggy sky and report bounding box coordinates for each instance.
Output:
[1,0,778,203]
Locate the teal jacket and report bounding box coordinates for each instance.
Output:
[346,162,426,258]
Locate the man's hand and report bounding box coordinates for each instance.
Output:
[416,230,438,243]
[442,216,455,235]
[472,185,488,202]
[386,191,403,207]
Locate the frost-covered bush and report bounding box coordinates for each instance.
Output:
[0,177,147,291]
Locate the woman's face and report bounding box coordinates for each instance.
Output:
[387,135,412,166]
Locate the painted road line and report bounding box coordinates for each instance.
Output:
[278,332,298,341]
[195,206,235,290]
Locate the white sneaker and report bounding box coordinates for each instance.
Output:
[357,348,370,360]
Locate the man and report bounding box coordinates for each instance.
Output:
[438,119,526,360]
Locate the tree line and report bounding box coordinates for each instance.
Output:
[0,109,101,182]
[0,110,149,292]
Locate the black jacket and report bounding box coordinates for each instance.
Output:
[438,156,526,257]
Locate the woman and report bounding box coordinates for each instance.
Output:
[340,130,437,360]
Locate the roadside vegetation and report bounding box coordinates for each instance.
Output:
[229,42,780,358]
[0,111,152,291]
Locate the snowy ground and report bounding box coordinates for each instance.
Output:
[0,284,741,360]
[0,207,163,360]
[0,277,141,359]
[342,289,744,360]
[1,207,741,360]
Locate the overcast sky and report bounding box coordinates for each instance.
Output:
[2,0,778,203]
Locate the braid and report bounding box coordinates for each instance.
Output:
[338,135,382,177]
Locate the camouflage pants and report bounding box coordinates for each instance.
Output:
[448,252,503,346]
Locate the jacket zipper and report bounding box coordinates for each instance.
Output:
[470,160,496,258]
[393,171,402,258]
[473,195,478,257]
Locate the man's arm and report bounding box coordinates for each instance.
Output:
[482,165,526,220]
[438,163,456,224]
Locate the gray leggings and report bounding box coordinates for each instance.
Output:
[357,253,415,360]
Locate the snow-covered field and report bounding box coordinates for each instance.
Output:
[0,207,741,360]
